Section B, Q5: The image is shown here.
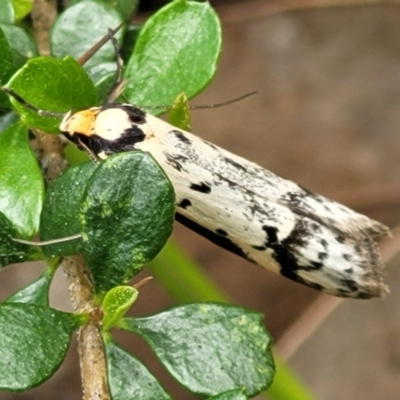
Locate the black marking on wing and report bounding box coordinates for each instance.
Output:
[261,221,361,295]
[171,130,192,144]
[190,182,211,193]
[223,157,247,172]
[178,199,192,209]
[165,153,189,172]
[261,222,312,282]
[175,213,252,261]
[70,127,145,156]
[102,103,147,124]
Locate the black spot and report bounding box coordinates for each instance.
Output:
[172,130,191,144]
[215,229,228,236]
[319,238,328,249]
[262,226,279,243]
[309,261,323,269]
[175,213,252,261]
[178,199,192,209]
[318,252,328,261]
[252,245,266,251]
[336,236,345,243]
[343,253,352,261]
[190,182,211,194]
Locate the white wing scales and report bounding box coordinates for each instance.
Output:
[135,114,388,299]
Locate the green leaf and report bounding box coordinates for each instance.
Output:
[68,0,138,21]
[11,0,33,21]
[0,23,38,74]
[102,286,138,331]
[5,273,51,306]
[5,259,58,305]
[103,335,172,400]
[0,23,37,108]
[40,162,98,257]
[120,23,141,63]
[207,389,248,400]
[121,303,275,397]
[51,0,123,98]
[124,0,221,110]
[80,152,175,294]
[0,303,82,391]
[0,27,13,84]
[5,56,97,133]
[168,93,191,131]
[113,0,138,22]
[0,122,44,237]
[0,212,41,267]
[0,1,14,24]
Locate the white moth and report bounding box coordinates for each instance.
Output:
[58,104,389,299]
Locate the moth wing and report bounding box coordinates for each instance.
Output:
[137,116,387,298]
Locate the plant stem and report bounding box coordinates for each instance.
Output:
[31,2,109,398]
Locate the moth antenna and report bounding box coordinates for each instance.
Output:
[77,23,124,66]
[2,87,65,118]
[133,91,258,113]
[190,91,258,110]
[12,234,82,247]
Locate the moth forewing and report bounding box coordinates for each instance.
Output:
[135,113,388,298]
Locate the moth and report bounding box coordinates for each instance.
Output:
[55,103,389,299]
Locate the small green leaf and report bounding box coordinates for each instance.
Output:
[51,0,123,97]
[0,122,44,237]
[80,152,175,294]
[0,303,82,391]
[207,389,248,400]
[40,162,98,257]
[5,259,58,305]
[168,93,191,131]
[103,335,172,400]
[11,0,33,21]
[124,0,221,110]
[0,212,41,267]
[0,1,14,24]
[102,286,138,331]
[5,56,97,133]
[121,303,275,397]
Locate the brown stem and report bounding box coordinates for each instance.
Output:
[31,1,109,398]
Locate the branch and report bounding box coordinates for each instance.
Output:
[31,1,109,398]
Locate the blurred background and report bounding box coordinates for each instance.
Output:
[2,1,400,399]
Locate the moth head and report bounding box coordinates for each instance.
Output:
[59,104,153,159]
[59,109,99,137]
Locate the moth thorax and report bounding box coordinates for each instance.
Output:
[59,109,99,137]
